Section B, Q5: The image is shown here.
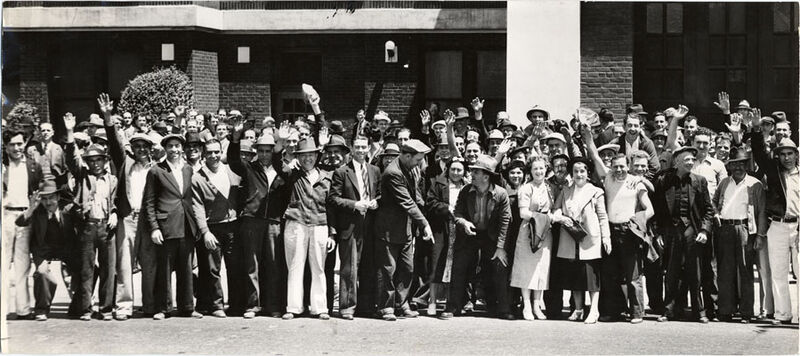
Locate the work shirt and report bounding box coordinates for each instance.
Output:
[5,159,29,208]
[784,166,800,218]
[127,161,149,211]
[88,173,111,219]
[604,174,645,224]
[719,177,749,220]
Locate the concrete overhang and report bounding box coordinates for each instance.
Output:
[2,5,506,33]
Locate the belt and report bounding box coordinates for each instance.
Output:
[720,218,748,225]
[85,218,108,224]
[4,206,27,211]
[770,215,798,223]
[129,210,141,219]
[610,222,629,230]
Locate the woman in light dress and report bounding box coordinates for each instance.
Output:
[510,156,555,320]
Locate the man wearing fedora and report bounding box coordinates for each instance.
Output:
[228,129,290,319]
[712,147,767,323]
[14,179,80,321]
[97,93,160,320]
[280,138,336,320]
[3,128,44,320]
[143,133,201,320]
[374,139,434,321]
[191,138,243,318]
[750,114,799,325]
[328,136,381,319]
[318,134,350,313]
[64,113,119,321]
[653,146,715,323]
[609,104,660,179]
[440,155,512,320]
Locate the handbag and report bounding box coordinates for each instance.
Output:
[528,219,544,254]
[562,193,595,244]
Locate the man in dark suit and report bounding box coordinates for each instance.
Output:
[374,139,433,321]
[2,128,43,320]
[143,133,201,320]
[653,146,715,323]
[328,136,381,320]
[14,180,80,321]
[228,130,290,318]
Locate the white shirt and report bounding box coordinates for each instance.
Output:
[5,159,29,208]
[127,161,150,211]
[167,160,186,193]
[448,182,462,213]
[692,155,727,197]
[264,164,277,190]
[352,159,368,200]
[203,166,231,199]
[784,166,800,218]
[625,135,640,156]
[604,175,645,224]
[719,177,749,219]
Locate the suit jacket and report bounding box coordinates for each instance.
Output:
[327,160,381,241]
[453,183,512,249]
[375,158,429,243]
[611,131,660,179]
[106,123,155,218]
[143,160,197,240]
[652,169,714,237]
[2,158,43,200]
[27,141,67,187]
[227,139,290,222]
[16,203,79,260]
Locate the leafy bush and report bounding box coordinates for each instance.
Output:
[118,66,193,117]
[5,101,39,127]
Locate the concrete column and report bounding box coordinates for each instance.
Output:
[507,0,581,127]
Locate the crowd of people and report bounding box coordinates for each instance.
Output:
[2,86,798,327]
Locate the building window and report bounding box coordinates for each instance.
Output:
[476,50,505,99]
[639,3,684,101]
[707,3,749,100]
[425,51,462,100]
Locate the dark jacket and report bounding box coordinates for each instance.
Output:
[106,123,155,218]
[751,127,794,219]
[143,160,197,240]
[282,167,334,232]
[327,160,381,240]
[16,203,79,260]
[610,131,660,179]
[191,165,241,235]
[426,175,455,235]
[227,139,290,222]
[375,158,429,243]
[453,183,512,249]
[652,169,714,236]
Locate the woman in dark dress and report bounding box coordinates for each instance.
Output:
[424,157,467,316]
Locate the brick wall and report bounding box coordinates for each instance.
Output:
[218,41,271,119]
[187,49,220,114]
[580,2,634,118]
[363,36,420,125]
[18,39,49,122]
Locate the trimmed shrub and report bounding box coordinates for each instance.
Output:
[118,66,193,118]
[5,101,40,127]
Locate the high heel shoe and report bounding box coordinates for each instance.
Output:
[522,306,534,321]
[584,312,599,324]
[533,307,547,320]
[568,310,584,321]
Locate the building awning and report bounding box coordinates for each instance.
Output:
[2,5,506,33]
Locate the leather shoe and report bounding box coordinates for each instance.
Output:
[79,312,92,321]
[281,312,295,320]
[212,310,227,318]
[656,316,668,322]
[115,314,129,321]
[598,315,619,322]
[401,309,419,318]
[269,312,282,318]
[341,314,354,320]
[181,311,203,319]
[699,316,710,324]
[438,312,453,320]
[152,312,166,320]
[102,313,113,321]
[35,314,47,322]
[499,313,515,320]
[630,317,644,324]
[318,313,330,320]
[243,311,256,319]
[382,313,397,321]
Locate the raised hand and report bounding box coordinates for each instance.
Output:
[497,138,513,155]
[713,92,730,115]
[471,97,484,113]
[174,105,187,117]
[445,110,456,127]
[675,104,689,119]
[63,113,76,131]
[318,126,330,146]
[356,109,366,121]
[579,123,593,144]
[420,109,431,127]
[750,107,762,128]
[97,93,114,116]
[725,113,742,133]
[277,121,291,140]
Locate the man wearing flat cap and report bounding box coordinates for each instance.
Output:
[143,133,201,320]
[63,111,119,321]
[97,93,159,320]
[653,146,715,323]
[440,155,512,320]
[374,139,434,321]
